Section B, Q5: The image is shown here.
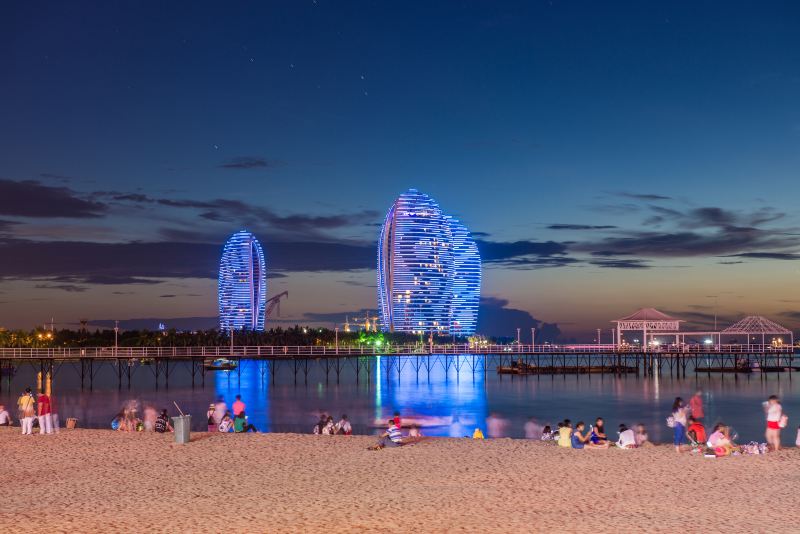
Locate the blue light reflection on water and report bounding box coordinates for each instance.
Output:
[1,355,798,444]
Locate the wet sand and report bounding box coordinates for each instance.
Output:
[1,428,798,533]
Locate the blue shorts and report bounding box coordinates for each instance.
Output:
[673,422,686,446]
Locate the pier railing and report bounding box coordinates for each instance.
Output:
[0,343,793,360]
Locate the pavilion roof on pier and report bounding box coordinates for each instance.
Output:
[721,316,791,335]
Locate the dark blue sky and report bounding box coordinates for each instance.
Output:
[1,1,799,337]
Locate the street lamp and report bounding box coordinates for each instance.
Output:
[114,320,119,355]
[335,327,339,354]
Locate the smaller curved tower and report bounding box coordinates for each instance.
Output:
[218,230,267,331]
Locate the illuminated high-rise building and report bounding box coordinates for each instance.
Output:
[377,189,481,335]
[218,230,267,331]
[446,216,481,335]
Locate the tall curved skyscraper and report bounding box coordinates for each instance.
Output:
[218,230,267,331]
[446,216,482,336]
[378,189,481,335]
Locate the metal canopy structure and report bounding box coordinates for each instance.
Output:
[720,315,794,349]
[612,308,683,350]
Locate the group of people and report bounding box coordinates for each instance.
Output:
[207,395,258,433]
[111,401,174,433]
[6,387,60,435]
[539,417,652,450]
[312,412,353,435]
[669,391,787,454]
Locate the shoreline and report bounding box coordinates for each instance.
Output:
[2,428,799,533]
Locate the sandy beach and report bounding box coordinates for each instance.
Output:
[1,428,799,533]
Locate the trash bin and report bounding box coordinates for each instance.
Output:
[172,415,191,444]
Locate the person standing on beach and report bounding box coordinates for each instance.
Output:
[689,390,704,421]
[37,390,53,435]
[764,395,784,451]
[17,388,36,435]
[232,395,245,417]
[671,397,689,453]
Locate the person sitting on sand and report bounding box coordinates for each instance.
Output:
[321,416,336,435]
[207,406,218,432]
[707,424,733,448]
[687,416,706,446]
[218,411,234,433]
[313,414,326,435]
[0,404,12,426]
[617,424,636,449]
[154,409,173,433]
[634,424,651,447]
[572,422,610,450]
[234,411,257,433]
[472,428,485,439]
[408,424,422,438]
[708,424,736,456]
[369,419,404,449]
[557,421,572,448]
[336,414,352,435]
[590,417,608,445]
[540,425,553,441]
[143,405,157,432]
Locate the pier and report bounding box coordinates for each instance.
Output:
[0,343,795,391]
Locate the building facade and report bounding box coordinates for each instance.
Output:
[377,189,481,335]
[218,230,267,331]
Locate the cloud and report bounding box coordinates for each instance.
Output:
[0,237,377,283]
[219,157,286,170]
[617,193,672,201]
[0,219,20,231]
[578,226,798,258]
[477,239,567,261]
[547,224,617,230]
[156,198,378,234]
[589,258,650,269]
[476,297,561,340]
[723,252,800,260]
[34,283,88,292]
[0,179,106,218]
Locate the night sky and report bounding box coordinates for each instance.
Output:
[1,1,799,339]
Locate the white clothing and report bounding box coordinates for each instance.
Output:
[795,428,800,448]
[21,416,34,435]
[617,429,636,448]
[0,409,10,425]
[673,407,688,426]
[767,403,782,422]
[335,420,352,434]
[38,413,53,434]
[213,402,227,425]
